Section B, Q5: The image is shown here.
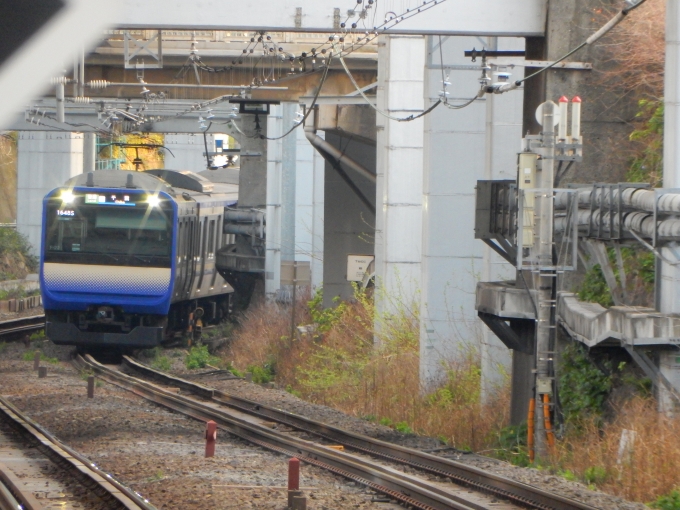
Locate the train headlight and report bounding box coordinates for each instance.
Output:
[60,190,75,204]
[146,194,161,207]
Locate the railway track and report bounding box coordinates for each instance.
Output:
[0,394,155,510]
[76,354,601,510]
[0,315,45,339]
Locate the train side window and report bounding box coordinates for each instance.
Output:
[201,218,208,259]
[177,220,184,259]
[216,216,222,251]
[208,219,216,256]
[187,220,194,258]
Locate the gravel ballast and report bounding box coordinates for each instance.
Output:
[0,340,648,509]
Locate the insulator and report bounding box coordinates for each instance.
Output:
[72,96,91,103]
[87,80,110,89]
[49,77,70,85]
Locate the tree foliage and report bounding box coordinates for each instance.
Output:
[558,343,612,424]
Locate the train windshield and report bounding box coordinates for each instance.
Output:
[44,198,173,267]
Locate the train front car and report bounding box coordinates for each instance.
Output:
[41,172,176,348]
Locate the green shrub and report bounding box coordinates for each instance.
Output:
[379,417,393,427]
[559,470,577,482]
[202,322,234,341]
[558,344,612,424]
[247,363,274,384]
[151,356,172,371]
[285,384,302,398]
[0,228,38,275]
[307,287,346,333]
[494,423,530,467]
[583,466,608,485]
[577,265,614,307]
[651,489,680,510]
[30,330,45,342]
[627,99,663,186]
[185,344,219,369]
[395,421,414,434]
[22,349,58,364]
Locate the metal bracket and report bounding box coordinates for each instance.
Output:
[478,313,534,354]
[124,30,163,69]
[488,59,592,70]
[333,8,341,29]
[623,345,680,404]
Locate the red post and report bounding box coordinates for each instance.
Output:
[288,457,300,491]
[205,420,217,458]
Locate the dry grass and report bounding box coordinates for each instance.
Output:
[556,396,680,503]
[598,0,665,96]
[0,134,17,223]
[222,287,509,452]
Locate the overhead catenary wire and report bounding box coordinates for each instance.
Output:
[45,0,452,138]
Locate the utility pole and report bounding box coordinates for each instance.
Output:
[533,100,556,459]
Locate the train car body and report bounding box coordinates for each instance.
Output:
[40,169,237,348]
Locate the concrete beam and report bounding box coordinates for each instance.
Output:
[112,0,547,37]
[476,281,680,349]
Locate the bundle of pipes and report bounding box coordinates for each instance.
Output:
[223,209,266,237]
[555,187,680,214]
[554,186,680,240]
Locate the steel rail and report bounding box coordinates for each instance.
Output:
[0,473,23,510]
[0,315,45,338]
[122,355,600,510]
[0,460,43,510]
[77,355,523,510]
[0,395,155,510]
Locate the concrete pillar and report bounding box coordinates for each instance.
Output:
[310,132,325,290]
[659,351,680,415]
[510,322,536,425]
[17,131,84,254]
[83,132,96,173]
[661,0,680,311]
[294,119,316,265]
[281,103,297,262]
[265,106,283,297]
[322,132,376,306]
[659,0,680,413]
[420,36,521,390]
[480,37,523,401]
[375,34,425,320]
[164,133,216,171]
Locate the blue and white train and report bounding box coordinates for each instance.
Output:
[40,169,238,348]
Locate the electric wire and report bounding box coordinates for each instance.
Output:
[44,0,450,137]
[338,53,443,122]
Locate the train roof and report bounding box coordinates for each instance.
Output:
[63,169,236,196]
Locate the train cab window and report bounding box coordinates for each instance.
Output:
[44,198,173,267]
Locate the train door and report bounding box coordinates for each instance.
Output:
[210,216,220,288]
[175,217,185,299]
[196,216,208,292]
[184,216,197,298]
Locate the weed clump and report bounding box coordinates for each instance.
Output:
[0,228,37,280]
[223,284,509,452]
[185,344,219,370]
